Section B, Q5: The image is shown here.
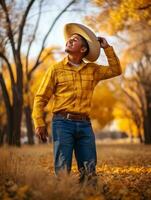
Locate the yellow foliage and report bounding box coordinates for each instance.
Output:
[113,104,142,137]
[89,0,151,35]
[91,82,117,129]
[115,118,138,136]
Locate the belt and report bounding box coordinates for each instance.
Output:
[53,112,90,121]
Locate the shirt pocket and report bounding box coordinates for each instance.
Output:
[81,74,94,90]
[57,72,74,92]
[57,74,73,84]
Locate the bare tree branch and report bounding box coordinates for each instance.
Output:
[0,72,12,111]
[17,0,36,53]
[138,4,151,10]
[126,38,151,53]
[122,86,141,111]
[28,8,84,19]
[25,0,43,78]
[116,33,130,44]
[0,0,16,59]
[29,0,76,76]
[0,52,15,85]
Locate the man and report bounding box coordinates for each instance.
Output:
[32,23,122,182]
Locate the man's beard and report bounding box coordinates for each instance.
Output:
[65,48,71,53]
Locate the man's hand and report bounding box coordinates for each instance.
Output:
[35,126,48,143]
[97,37,110,49]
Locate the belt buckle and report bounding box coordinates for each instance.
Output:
[67,113,71,120]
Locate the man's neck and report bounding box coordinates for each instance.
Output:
[68,54,83,65]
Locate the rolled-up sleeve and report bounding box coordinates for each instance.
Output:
[94,46,122,82]
[32,66,55,129]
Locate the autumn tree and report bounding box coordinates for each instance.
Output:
[86,0,151,143]
[0,0,76,146]
[90,80,120,133]
[115,77,144,143]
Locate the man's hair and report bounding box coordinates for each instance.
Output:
[76,33,89,57]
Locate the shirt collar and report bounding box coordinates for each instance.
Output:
[63,56,87,69]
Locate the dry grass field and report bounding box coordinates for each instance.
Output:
[0,143,151,200]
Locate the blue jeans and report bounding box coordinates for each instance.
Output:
[51,114,97,180]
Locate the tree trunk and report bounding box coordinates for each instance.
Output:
[0,128,4,146]
[0,73,23,146]
[0,73,14,145]
[142,93,151,144]
[137,128,143,143]
[145,107,151,144]
[24,105,34,144]
[7,106,14,145]
[12,99,22,146]
[11,55,23,146]
[143,114,151,144]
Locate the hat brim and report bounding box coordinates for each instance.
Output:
[64,23,100,62]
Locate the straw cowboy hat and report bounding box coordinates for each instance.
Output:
[64,23,100,62]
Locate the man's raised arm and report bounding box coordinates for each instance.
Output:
[94,37,122,81]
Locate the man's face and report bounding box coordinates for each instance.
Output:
[65,34,84,55]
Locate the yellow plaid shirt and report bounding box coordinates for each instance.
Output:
[32,46,122,128]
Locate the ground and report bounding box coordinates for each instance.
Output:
[0,143,151,200]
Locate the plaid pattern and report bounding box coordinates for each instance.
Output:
[32,46,122,128]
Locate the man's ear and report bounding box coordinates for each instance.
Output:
[80,46,87,53]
